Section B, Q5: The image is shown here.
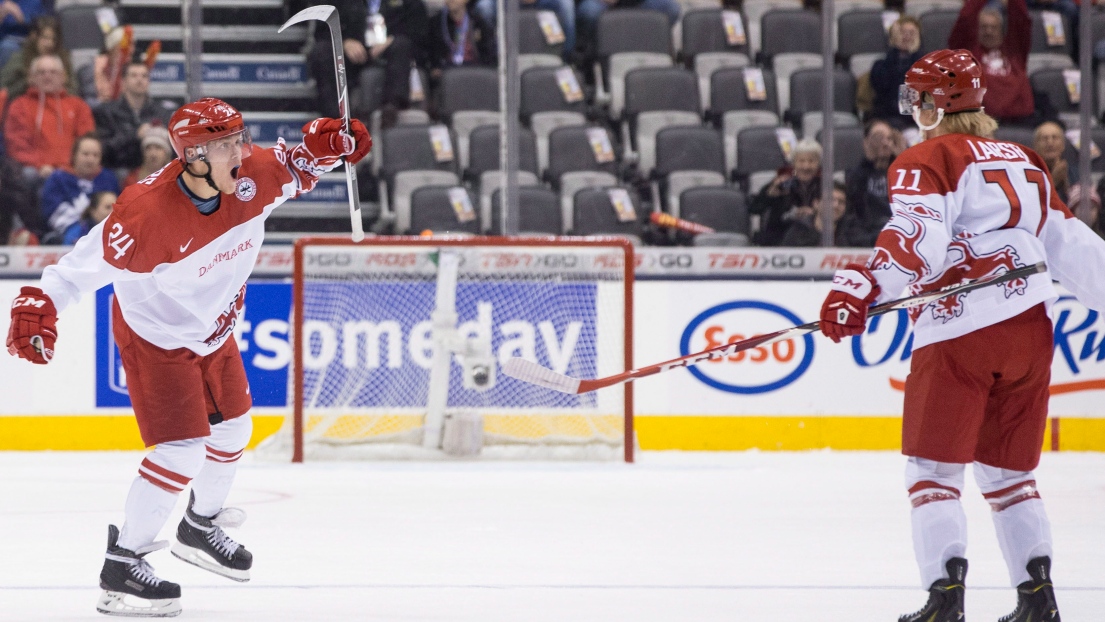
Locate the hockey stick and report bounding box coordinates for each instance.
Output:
[503,261,1048,394]
[280,6,365,242]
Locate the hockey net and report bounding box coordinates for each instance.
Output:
[258,236,634,462]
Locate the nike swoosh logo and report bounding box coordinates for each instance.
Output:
[180,238,193,253]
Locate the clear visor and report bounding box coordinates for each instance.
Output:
[898,84,934,115]
[185,128,253,164]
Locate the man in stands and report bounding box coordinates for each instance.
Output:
[948,0,1035,125]
[6,97,370,617]
[842,119,905,246]
[819,49,1105,622]
[869,16,923,128]
[94,62,176,171]
[4,54,95,184]
[295,0,429,129]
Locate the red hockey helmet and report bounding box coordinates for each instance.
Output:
[168,97,253,164]
[899,49,986,116]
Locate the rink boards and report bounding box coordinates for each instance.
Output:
[0,277,1103,451]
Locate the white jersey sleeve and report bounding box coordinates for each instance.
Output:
[39,219,147,314]
[1038,186,1105,312]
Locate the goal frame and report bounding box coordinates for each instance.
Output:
[291,236,635,462]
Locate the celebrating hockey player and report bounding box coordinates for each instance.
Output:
[819,49,1105,622]
[6,98,371,617]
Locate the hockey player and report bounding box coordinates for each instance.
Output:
[6,97,371,617]
[819,49,1105,622]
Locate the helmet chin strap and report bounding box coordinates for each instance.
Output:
[913,107,944,132]
[184,158,222,193]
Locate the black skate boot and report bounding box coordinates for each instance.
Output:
[171,491,252,582]
[999,557,1060,622]
[899,557,967,622]
[96,524,181,618]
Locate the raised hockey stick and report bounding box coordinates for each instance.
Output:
[280,6,365,242]
[503,261,1048,394]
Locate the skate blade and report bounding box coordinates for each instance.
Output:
[171,542,250,582]
[96,590,181,618]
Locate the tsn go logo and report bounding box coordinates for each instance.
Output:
[679,301,814,394]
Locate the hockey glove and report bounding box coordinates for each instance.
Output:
[819,264,880,343]
[7,286,58,364]
[301,118,372,166]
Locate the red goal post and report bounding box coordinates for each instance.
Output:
[286,236,635,462]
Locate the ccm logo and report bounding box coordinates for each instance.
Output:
[12,297,46,309]
[680,300,815,394]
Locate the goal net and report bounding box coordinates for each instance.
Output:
[258,236,634,461]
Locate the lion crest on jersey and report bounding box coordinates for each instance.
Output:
[235,177,257,201]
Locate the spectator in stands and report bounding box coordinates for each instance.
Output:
[0,152,39,244]
[62,189,115,245]
[869,16,923,129]
[40,133,119,243]
[473,0,575,62]
[751,138,821,247]
[93,62,175,171]
[427,0,496,79]
[0,17,77,98]
[4,54,96,183]
[294,0,429,128]
[576,0,680,69]
[1033,120,1076,202]
[780,180,848,247]
[843,119,905,247]
[948,0,1035,125]
[0,0,45,71]
[1082,181,1105,239]
[122,126,171,187]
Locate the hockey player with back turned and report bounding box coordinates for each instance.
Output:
[818,49,1105,622]
[5,98,371,617]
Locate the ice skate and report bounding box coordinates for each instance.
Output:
[899,557,967,622]
[171,491,252,582]
[96,525,181,618]
[999,556,1060,622]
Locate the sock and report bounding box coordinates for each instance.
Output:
[906,457,968,588]
[975,463,1053,587]
[191,414,253,517]
[117,439,206,551]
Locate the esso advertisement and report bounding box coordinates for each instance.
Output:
[679,301,814,395]
[635,282,1105,417]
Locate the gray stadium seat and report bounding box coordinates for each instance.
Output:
[710,66,779,121]
[490,186,562,235]
[919,10,958,54]
[573,187,644,240]
[409,186,481,235]
[758,9,821,65]
[837,9,889,62]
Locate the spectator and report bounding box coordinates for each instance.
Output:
[40,133,119,242]
[5,55,96,184]
[93,62,175,170]
[750,138,821,247]
[1083,181,1105,238]
[427,0,496,80]
[0,16,78,98]
[948,0,1035,125]
[0,0,44,71]
[1032,120,1076,202]
[0,151,39,243]
[62,189,115,245]
[473,0,575,62]
[780,180,848,246]
[293,0,429,128]
[576,0,680,68]
[843,119,906,247]
[122,126,171,187]
[869,16,923,128]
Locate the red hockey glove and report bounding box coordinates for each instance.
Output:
[7,286,58,364]
[301,118,372,166]
[819,264,880,343]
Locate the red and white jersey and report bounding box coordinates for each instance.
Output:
[39,139,333,356]
[868,132,1105,350]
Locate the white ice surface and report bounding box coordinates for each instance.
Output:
[1,450,1103,621]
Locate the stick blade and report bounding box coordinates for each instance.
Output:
[279,5,335,31]
[502,358,581,394]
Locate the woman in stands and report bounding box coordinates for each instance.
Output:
[0,16,77,98]
[750,138,821,246]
